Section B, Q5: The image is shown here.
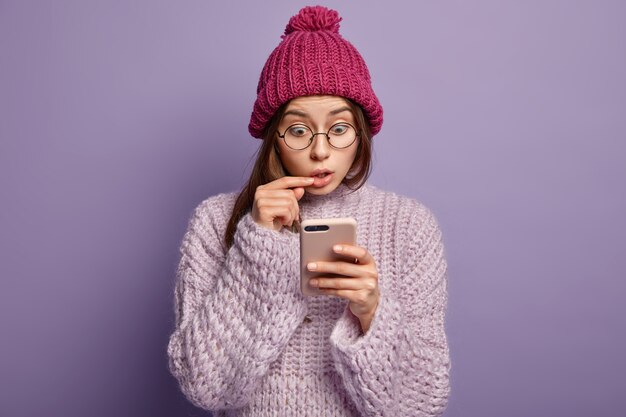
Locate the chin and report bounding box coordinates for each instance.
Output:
[305,182,339,195]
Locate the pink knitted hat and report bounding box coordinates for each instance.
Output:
[248,5,383,139]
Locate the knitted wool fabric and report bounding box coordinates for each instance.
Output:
[167,183,451,416]
[248,5,384,139]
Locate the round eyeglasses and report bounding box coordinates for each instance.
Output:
[277,122,360,150]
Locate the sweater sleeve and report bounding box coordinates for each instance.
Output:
[328,206,451,417]
[167,199,308,410]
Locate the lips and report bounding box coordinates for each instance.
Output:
[309,169,334,188]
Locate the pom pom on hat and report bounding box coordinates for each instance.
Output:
[283,5,342,36]
[249,6,383,139]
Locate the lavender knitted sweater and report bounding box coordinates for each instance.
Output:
[167,183,450,416]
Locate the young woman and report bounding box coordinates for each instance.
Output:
[167,6,450,417]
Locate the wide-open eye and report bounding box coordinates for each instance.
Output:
[288,125,310,137]
[329,123,350,135]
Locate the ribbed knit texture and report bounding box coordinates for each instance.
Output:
[248,6,384,139]
[167,183,450,416]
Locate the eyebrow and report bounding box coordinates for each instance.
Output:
[283,106,352,118]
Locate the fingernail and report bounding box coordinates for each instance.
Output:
[307,177,315,183]
[309,279,318,286]
[307,262,317,271]
[333,245,342,252]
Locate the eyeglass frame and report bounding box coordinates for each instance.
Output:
[276,122,361,150]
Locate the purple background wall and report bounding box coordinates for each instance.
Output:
[1,1,624,416]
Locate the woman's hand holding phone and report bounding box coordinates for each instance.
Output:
[307,244,380,333]
[252,176,315,232]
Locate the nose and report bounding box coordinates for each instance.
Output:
[309,133,331,161]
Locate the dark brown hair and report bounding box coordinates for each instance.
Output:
[224,98,373,248]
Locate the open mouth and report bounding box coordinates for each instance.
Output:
[310,171,334,187]
[310,168,333,177]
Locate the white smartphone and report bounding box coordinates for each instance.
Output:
[300,217,357,296]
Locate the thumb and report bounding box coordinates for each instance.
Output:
[293,187,306,201]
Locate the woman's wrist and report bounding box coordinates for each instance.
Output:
[357,298,379,334]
